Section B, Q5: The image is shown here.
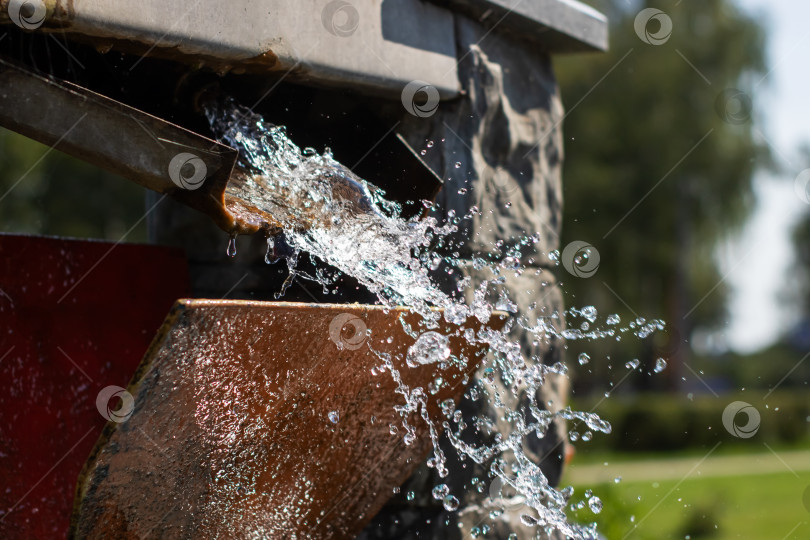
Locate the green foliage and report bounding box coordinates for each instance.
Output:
[791,212,810,314]
[556,0,770,389]
[570,390,810,453]
[0,128,147,242]
[678,498,724,539]
[694,343,810,392]
[789,148,810,317]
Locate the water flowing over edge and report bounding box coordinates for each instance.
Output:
[206,99,666,538]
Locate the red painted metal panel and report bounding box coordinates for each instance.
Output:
[0,234,189,538]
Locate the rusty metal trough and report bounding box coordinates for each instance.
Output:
[70,300,506,538]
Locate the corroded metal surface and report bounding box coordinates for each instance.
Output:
[0,234,190,539]
[71,300,506,538]
[0,59,442,236]
[0,58,263,234]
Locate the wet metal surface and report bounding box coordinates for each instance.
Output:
[0,58,443,234]
[0,234,190,539]
[0,58,252,234]
[71,300,506,538]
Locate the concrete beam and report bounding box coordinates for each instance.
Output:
[1,0,607,98]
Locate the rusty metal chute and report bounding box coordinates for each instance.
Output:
[70,301,507,538]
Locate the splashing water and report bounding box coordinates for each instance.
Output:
[207,99,453,310]
[207,99,665,538]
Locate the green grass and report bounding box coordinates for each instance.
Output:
[566,468,810,539]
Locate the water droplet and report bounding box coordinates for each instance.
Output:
[520,513,538,526]
[654,357,668,373]
[432,484,450,500]
[483,367,496,384]
[614,476,622,484]
[406,490,415,501]
[442,494,459,511]
[580,305,597,322]
[428,376,444,395]
[589,496,603,514]
[454,161,462,168]
[264,236,276,264]
[407,332,451,367]
[463,328,475,342]
[625,359,640,370]
[607,314,621,325]
[444,303,469,324]
[426,140,434,148]
[578,353,590,365]
[226,235,238,258]
[328,410,339,423]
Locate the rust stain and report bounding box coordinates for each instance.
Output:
[2,6,293,78]
[30,30,285,76]
[70,301,507,538]
[51,0,74,21]
[243,48,279,70]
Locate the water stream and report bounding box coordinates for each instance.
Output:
[206,99,665,539]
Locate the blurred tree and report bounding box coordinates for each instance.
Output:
[556,0,769,392]
[0,128,147,242]
[788,147,810,322]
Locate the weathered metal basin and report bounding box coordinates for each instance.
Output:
[71,300,506,538]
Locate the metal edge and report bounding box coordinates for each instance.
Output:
[68,300,188,539]
[432,0,609,53]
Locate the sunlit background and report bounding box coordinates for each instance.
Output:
[0,0,808,538]
[558,1,809,538]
